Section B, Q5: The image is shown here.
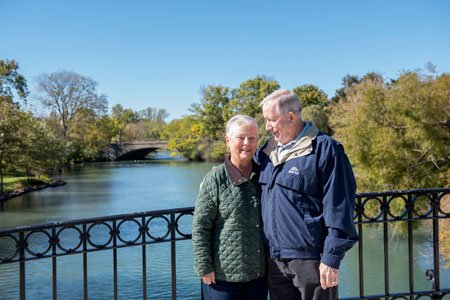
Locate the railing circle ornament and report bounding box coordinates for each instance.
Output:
[360,197,384,221]
[175,212,193,238]
[56,226,83,253]
[146,216,170,241]
[386,195,408,219]
[411,194,434,218]
[24,230,52,257]
[0,234,19,262]
[437,192,450,216]
[87,222,113,249]
[116,218,142,245]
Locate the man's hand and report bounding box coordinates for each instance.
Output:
[319,263,339,289]
[201,271,216,285]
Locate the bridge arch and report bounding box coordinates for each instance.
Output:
[108,139,168,161]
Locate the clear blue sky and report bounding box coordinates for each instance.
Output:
[2,0,449,120]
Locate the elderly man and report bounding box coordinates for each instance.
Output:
[255,89,358,300]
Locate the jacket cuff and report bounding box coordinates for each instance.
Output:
[195,265,214,277]
[320,254,341,269]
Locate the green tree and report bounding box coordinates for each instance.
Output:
[138,107,169,139]
[0,101,25,193]
[230,76,280,118]
[293,84,330,133]
[18,115,66,178]
[230,76,280,141]
[301,105,330,134]
[190,85,231,140]
[111,104,141,141]
[331,72,383,104]
[0,59,28,104]
[329,68,449,191]
[0,59,29,193]
[162,116,203,160]
[293,84,329,108]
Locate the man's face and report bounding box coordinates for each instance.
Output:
[226,124,258,165]
[262,102,294,144]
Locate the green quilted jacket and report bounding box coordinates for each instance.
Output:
[192,158,266,282]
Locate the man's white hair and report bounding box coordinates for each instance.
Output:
[260,89,302,115]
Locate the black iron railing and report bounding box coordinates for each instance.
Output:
[0,207,194,300]
[0,188,449,299]
[350,188,450,300]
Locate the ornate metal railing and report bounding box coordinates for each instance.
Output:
[0,207,194,300]
[0,188,449,299]
[350,188,450,300]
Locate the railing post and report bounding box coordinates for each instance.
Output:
[112,220,118,300]
[52,227,58,300]
[432,191,440,297]
[383,195,389,300]
[407,193,414,300]
[357,195,364,298]
[170,213,177,300]
[82,224,88,300]
[19,231,26,300]
[141,217,147,300]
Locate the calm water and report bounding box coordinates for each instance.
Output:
[0,155,449,299]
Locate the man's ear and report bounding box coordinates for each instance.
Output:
[287,111,296,122]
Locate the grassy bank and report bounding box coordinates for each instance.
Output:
[2,176,50,194]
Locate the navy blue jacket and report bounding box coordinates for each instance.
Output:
[255,123,358,269]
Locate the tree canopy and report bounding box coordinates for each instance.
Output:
[329,68,449,191]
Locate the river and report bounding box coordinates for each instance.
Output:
[0,156,449,299]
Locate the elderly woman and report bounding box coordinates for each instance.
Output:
[192,115,267,299]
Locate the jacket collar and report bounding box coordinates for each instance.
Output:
[224,156,257,186]
[263,122,319,166]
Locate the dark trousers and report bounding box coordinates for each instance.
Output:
[202,276,267,300]
[268,258,337,300]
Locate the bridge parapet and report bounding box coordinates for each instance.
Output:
[108,139,169,160]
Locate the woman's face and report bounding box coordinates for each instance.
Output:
[226,124,258,165]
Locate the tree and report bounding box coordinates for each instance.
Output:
[0,59,29,193]
[293,84,329,108]
[139,107,169,123]
[18,115,66,178]
[190,85,231,140]
[230,76,280,118]
[138,107,170,139]
[329,68,449,191]
[230,76,280,141]
[331,73,383,104]
[162,116,204,160]
[36,70,108,139]
[293,84,330,133]
[0,59,28,105]
[301,105,330,134]
[0,101,25,193]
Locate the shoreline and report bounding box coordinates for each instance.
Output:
[0,179,67,202]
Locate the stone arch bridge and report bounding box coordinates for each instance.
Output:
[108,139,168,161]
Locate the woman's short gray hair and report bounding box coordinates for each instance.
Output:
[226,115,258,137]
[260,89,302,115]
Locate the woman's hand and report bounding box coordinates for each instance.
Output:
[201,271,216,285]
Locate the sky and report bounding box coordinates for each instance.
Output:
[2,0,450,120]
